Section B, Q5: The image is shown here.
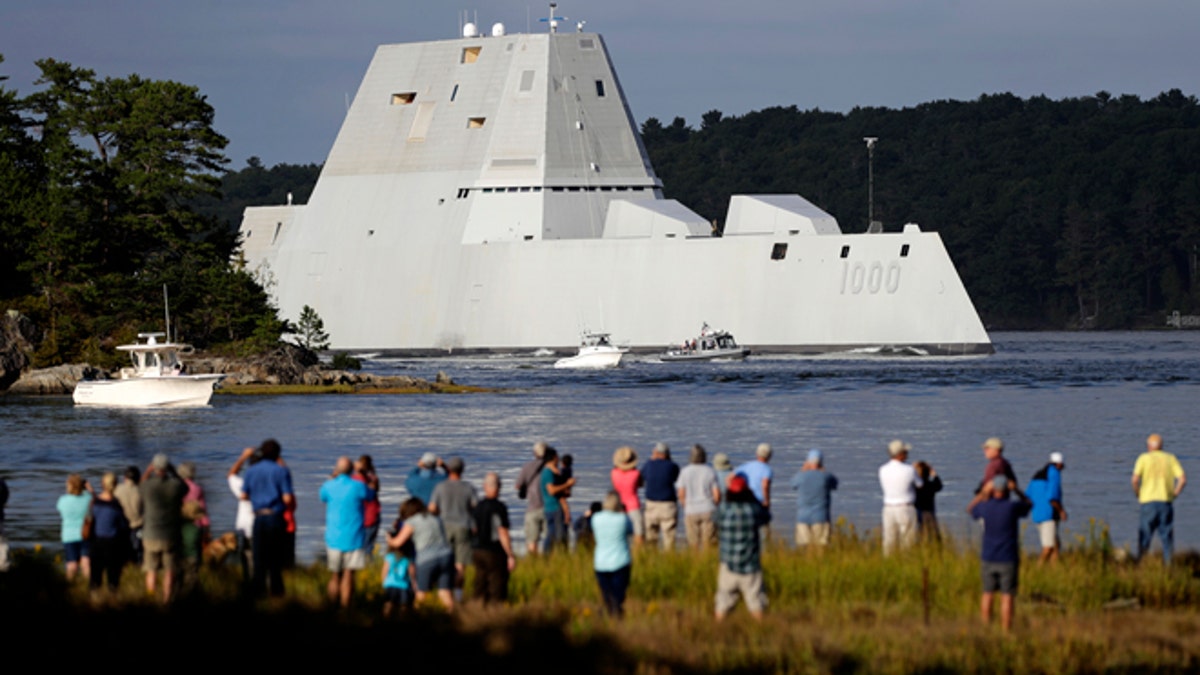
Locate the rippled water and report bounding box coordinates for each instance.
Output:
[2,331,1197,560]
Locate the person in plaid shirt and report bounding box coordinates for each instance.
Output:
[715,474,770,620]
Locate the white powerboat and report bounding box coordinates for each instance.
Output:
[554,333,628,369]
[661,324,750,362]
[73,333,224,407]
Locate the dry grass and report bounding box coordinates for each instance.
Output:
[9,526,1200,673]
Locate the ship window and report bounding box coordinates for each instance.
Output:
[519,186,530,192]
[391,92,416,105]
[552,186,564,192]
[840,245,850,258]
[771,243,788,261]
[900,244,910,257]
[519,70,535,92]
[461,46,482,64]
[600,186,612,192]
[568,186,581,192]
[482,188,493,193]
[579,38,595,49]
[524,235,533,241]
[468,117,486,128]
[450,84,459,102]
[595,80,606,97]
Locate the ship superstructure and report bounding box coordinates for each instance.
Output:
[239,21,992,355]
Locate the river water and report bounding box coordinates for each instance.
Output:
[2,331,1197,559]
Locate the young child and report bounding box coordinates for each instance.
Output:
[381,540,415,617]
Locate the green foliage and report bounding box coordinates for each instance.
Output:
[642,92,1200,328]
[0,54,284,363]
[331,351,362,370]
[295,304,330,351]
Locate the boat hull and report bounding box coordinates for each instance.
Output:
[72,375,224,407]
[661,348,751,362]
[553,350,627,369]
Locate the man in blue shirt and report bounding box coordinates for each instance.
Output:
[540,447,574,550]
[969,475,1031,632]
[320,456,370,608]
[735,443,775,541]
[1026,452,1067,564]
[240,439,294,597]
[790,449,838,548]
[641,442,681,550]
[405,452,447,503]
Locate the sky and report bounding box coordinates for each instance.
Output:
[2,1,1197,168]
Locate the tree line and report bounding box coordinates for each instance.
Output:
[641,92,1200,329]
[216,90,1200,330]
[0,57,283,366]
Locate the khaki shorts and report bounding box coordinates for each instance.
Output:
[326,547,366,572]
[143,538,177,573]
[715,563,766,615]
[627,508,645,537]
[1037,520,1059,549]
[444,523,473,566]
[795,522,831,546]
[524,509,546,550]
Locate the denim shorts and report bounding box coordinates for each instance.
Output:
[64,540,90,562]
[415,552,455,591]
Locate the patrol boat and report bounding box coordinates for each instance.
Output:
[238,12,992,356]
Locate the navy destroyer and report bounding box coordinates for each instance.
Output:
[239,17,992,355]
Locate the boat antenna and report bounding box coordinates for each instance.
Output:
[163,284,171,343]
[863,137,881,233]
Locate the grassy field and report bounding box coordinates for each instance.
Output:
[7,525,1200,673]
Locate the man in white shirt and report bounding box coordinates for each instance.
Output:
[878,439,923,555]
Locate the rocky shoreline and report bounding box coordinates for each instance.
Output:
[4,342,462,396]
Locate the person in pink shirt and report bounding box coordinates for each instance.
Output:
[610,446,645,545]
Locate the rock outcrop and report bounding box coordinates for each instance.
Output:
[5,341,456,394]
[0,310,37,391]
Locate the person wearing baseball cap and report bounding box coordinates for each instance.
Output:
[878,439,922,555]
[790,449,838,548]
[404,451,446,504]
[970,475,1032,633]
[1027,452,1067,564]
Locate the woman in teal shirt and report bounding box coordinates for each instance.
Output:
[591,491,633,617]
[56,473,93,581]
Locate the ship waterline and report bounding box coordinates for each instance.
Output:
[239,29,990,355]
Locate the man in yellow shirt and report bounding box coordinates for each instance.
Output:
[1131,433,1186,564]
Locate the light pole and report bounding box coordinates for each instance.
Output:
[863,137,878,232]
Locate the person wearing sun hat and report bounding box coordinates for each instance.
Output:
[878,439,921,555]
[1027,451,1067,564]
[791,448,838,548]
[610,446,645,544]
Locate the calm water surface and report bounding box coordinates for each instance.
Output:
[2,331,1197,560]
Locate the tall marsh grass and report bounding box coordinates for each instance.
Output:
[7,522,1200,673]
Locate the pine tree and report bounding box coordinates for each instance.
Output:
[295,305,330,351]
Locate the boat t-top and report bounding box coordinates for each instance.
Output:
[554,332,629,369]
[73,333,225,407]
[661,324,750,361]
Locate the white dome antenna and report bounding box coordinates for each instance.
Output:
[492,22,506,37]
[577,20,586,32]
[463,22,479,38]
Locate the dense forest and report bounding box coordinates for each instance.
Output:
[640,93,1200,329]
[0,57,282,366]
[215,90,1200,330]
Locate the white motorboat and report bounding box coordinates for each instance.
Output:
[73,333,225,407]
[553,332,628,369]
[661,324,751,362]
